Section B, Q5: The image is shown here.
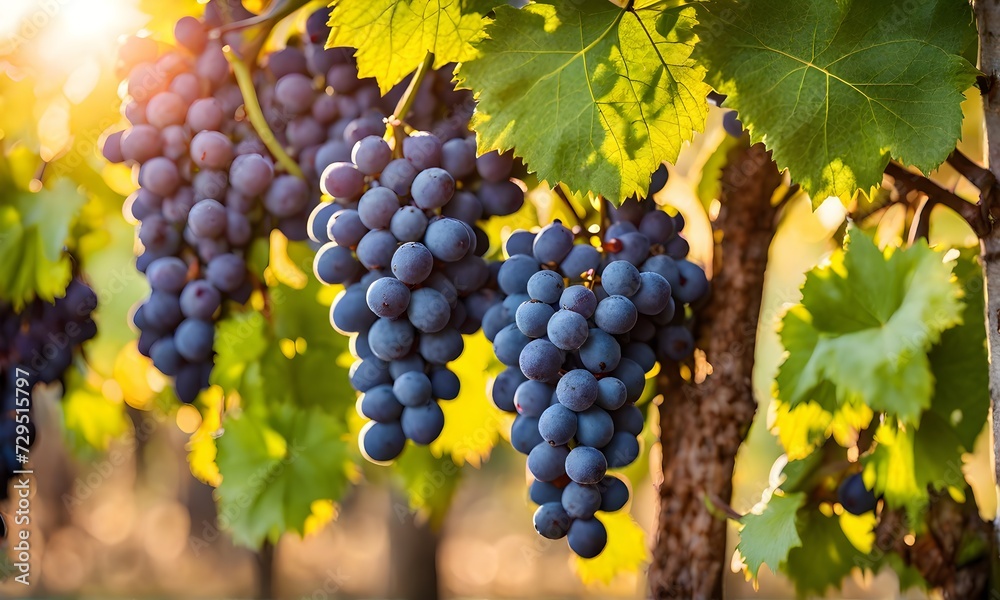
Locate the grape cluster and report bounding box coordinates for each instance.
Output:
[485,167,709,558]
[104,2,472,403]
[0,278,98,498]
[308,129,524,462]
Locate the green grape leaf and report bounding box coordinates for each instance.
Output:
[59,370,129,456]
[865,422,924,514]
[431,333,504,466]
[326,0,495,93]
[694,0,978,201]
[736,491,805,579]
[458,1,711,201]
[0,179,85,308]
[927,252,988,449]
[573,511,648,584]
[775,230,963,424]
[784,511,869,597]
[393,446,462,529]
[215,402,352,547]
[213,313,270,393]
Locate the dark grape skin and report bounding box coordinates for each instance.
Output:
[838,473,878,515]
[533,502,571,540]
[361,421,407,462]
[568,518,607,558]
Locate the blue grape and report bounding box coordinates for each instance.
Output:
[380,158,418,195]
[150,338,183,376]
[144,291,183,329]
[361,421,406,462]
[611,357,646,402]
[610,403,644,436]
[675,259,709,303]
[595,377,627,410]
[206,253,246,293]
[356,229,398,270]
[547,309,589,351]
[556,369,598,412]
[180,280,221,320]
[393,371,433,407]
[560,244,601,280]
[567,518,607,558]
[369,317,415,360]
[505,229,535,257]
[559,285,597,318]
[147,257,189,293]
[443,255,489,293]
[352,136,392,175]
[491,367,526,412]
[601,261,641,297]
[430,367,460,400]
[175,363,211,404]
[641,255,681,290]
[403,133,443,170]
[359,385,404,422]
[390,206,429,242]
[526,270,564,304]
[174,318,214,361]
[321,162,365,198]
[601,431,640,468]
[838,473,878,515]
[407,288,451,333]
[514,380,555,417]
[529,480,564,505]
[497,254,540,295]
[594,296,638,335]
[533,221,574,265]
[411,168,455,210]
[441,138,477,179]
[389,354,425,379]
[639,210,676,245]
[565,446,607,484]
[598,476,630,512]
[576,406,614,448]
[515,300,555,339]
[391,242,434,285]
[366,277,411,318]
[401,402,445,444]
[441,191,483,223]
[631,271,671,315]
[350,358,391,392]
[561,482,601,519]
[579,328,621,374]
[308,202,339,243]
[493,323,530,367]
[623,342,657,374]
[424,217,471,262]
[519,339,563,383]
[418,327,464,364]
[527,442,569,481]
[331,286,377,334]
[609,232,651,265]
[314,243,360,285]
[511,415,543,454]
[658,326,695,361]
[478,180,524,217]
[328,209,368,248]
[358,187,400,230]
[538,403,577,446]
[476,150,514,182]
[482,304,511,342]
[533,503,571,540]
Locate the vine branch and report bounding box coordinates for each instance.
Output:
[389,52,435,154]
[883,162,988,236]
[223,45,305,179]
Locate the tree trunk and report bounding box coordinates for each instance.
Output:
[974,0,1000,555]
[388,489,440,600]
[648,141,783,599]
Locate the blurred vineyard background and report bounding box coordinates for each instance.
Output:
[0,0,994,598]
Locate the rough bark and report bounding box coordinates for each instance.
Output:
[975,0,1000,554]
[875,492,992,600]
[388,489,440,600]
[648,141,782,599]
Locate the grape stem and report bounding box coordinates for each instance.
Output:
[214,0,311,35]
[389,52,435,155]
[222,45,305,180]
